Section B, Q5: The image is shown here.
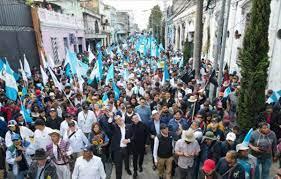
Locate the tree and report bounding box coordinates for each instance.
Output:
[183,39,193,65]
[237,0,271,130]
[148,5,163,42]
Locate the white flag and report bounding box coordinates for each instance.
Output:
[41,51,47,69]
[40,65,49,85]
[23,54,32,78]
[47,67,62,91]
[88,45,95,64]
[47,54,55,69]
[19,60,28,83]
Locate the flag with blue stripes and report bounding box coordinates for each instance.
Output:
[223,87,232,98]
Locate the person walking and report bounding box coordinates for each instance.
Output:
[78,102,97,138]
[46,129,72,179]
[249,122,277,179]
[153,123,174,179]
[6,133,35,179]
[27,148,58,179]
[33,119,53,150]
[236,143,257,179]
[45,108,63,130]
[72,145,106,179]
[108,114,132,179]
[130,114,149,177]
[175,129,200,179]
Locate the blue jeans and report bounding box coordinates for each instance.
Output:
[254,157,271,179]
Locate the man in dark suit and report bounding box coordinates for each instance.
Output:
[130,114,150,177]
[148,110,162,170]
[108,114,132,179]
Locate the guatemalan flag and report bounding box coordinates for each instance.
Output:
[0,60,18,101]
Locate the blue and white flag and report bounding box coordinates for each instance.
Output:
[1,61,18,101]
[47,54,55,69]
[102,93,109,104]
[41,51,47,69]
[105,64,114,85]
[97,51,103,80]
[223,87,232,98]
[23,54,32,78]
[162,62,170,85]
[242,128,253,146]
[78,60,89,77]
[266,90,281,104]
[21,104,33,123]
[112,82,120,100]
[66,49,78,75]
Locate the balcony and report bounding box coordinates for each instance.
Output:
[37,8,84,30]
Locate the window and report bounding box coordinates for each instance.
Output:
[95,20,99,33]
[50,37,59,65]
[277,29,281,39]
[63,37,68,54]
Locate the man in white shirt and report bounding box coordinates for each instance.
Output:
[77,102,96,138]
[60,113,77,135]
[72,145,106,179]
[33,119,53,150]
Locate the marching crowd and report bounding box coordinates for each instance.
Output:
[0,33,281,179]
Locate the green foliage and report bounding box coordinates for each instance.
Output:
[237,0,271,130]
[25,0,33,5]
[183,39,193,65]
[148,5,163,41]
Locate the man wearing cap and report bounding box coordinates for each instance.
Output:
[33,119,53,150]
[46,129,72,179]
[221,132,237,157]
[200,131,222,163]
[236,143,257,179]
[153,123,173,179]
[78,102,97,138]
[72,145,106,179]
[45,108,63,130]
[200,159,220,179]
[108,114,132,178]
[60,113,77,136]
[6,133,35,179]
[175,129,200,179]
[27,148,58,179]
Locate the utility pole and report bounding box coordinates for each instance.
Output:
[193,0,204,79]
[209,0,226,101]
[218,0,231,85]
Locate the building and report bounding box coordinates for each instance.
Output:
[166,0,281,90]
[32,0,86,65]
[116,11,130,42]
[0,0,39,70]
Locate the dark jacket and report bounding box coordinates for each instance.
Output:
[216,158,245,179]
[98,114,112,138]
[27,159,58,179]
[129,121,149,153]
[200,140,222,163]
[220,141,236,157]
[45,116,63,130]
[148,120,160,137]
[108,122,132,152]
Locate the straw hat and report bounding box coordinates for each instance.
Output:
[188,95,197,103]
[182,130,195,142]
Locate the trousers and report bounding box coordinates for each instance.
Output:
[113,147,129,179]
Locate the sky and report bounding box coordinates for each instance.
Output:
[103,0,169,30]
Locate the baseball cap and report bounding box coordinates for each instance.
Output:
[202,159,216,173]
[8,120,18,127]
[226,132,236,142]
[50,108,56,112]
[236,143,249,152]
[160,123,168,130]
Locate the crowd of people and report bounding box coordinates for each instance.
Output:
[0,33,281,179]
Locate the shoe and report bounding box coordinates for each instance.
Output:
[133,171,138,177]
[126,169,132,175]
[152,165,157,171]
[139,166,143,172]
[159,177,164,179]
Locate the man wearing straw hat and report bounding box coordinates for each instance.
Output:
[46,129,72,179]
[175,129,200,179]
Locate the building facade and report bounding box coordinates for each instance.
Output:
[167,0,281,90]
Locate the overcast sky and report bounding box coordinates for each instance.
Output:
[103,0,169,30]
